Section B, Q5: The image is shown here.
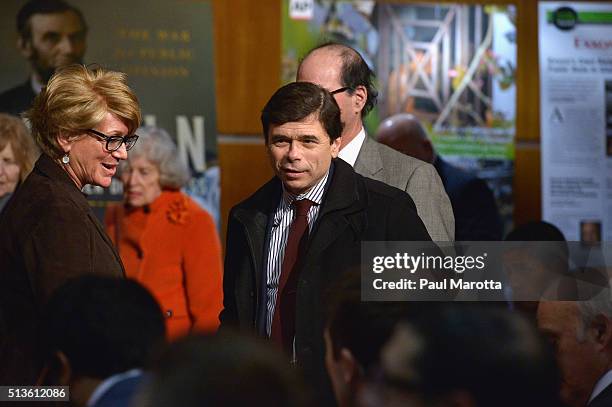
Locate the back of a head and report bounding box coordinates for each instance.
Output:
[505,221,566,242]
[139,333,307,407]
[376,113,432,162]
[379,305,561,407]
[41,275,166,380]
[325,272,417,370]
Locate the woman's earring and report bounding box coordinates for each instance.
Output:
[61,154,70,164]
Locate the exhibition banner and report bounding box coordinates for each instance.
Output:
[283,1,516,232]
[539,2,612,242]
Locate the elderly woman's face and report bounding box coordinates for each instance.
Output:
[0,143,20,197]
[61,112,129,189]
[120,156,162,207]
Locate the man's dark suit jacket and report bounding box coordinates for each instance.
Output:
[590,382,612,407]
[0,80,36,116]
[220,158,431,403]
[434,157,503,241]
[0,154,124,384]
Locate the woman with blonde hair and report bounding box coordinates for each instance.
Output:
[106,126,223,339]
[0,113,38,212]
[0,64,141,384]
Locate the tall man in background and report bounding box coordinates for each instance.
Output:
[297,42,454,241]
[0,0,87,116]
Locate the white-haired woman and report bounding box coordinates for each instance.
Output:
[105,126,222,339]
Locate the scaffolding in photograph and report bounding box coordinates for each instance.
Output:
[377,3,493,130]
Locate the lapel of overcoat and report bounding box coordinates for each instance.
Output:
[302,159,367,269]
[233,178,282,297]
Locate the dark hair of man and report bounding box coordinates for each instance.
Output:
[325,271,419,370]
[40,275,166,379]
[17,0,88,40]
[141,333,308,407]
[301,42,378,117]
[261,81,343,143]
[505,220,566,242]
[383,305,562,407]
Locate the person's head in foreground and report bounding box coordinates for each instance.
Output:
[324,272,416,407]
[136,333,308,407]
[261,81,342,195]
[39,275,166,407]
[25,64,141,190]
[119,125,190,208]
[0,113,38,201]
[538,292,612,407]
[358,305,562,407]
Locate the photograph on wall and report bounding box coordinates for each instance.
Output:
[283,0,516,234]
[0,0,219,225]
[539,1,612,241]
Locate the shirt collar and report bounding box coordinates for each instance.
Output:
[30,75,43,95]
[589,369,612,404]
[280,168,330,209]
[86,369,142,407]
[337,127,366,167]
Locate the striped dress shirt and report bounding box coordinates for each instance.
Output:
[264,171,329,336]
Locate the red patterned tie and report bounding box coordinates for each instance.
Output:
[270,199,313,352]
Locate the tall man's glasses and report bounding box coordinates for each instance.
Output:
[87,129,139,152]
[330,86,353,95]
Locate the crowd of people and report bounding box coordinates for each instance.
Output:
[0,1,611,407]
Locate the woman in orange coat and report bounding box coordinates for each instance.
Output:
[105,126,222,339]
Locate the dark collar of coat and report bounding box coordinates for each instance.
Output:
[33,154,125,276]
[232,158,369,266]
[233,158,366,223]
[35,153,93,213]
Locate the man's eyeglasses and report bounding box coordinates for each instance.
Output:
[87,129,139,152]
[330,86,353,95]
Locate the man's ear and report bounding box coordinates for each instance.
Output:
[422,139,435,163]
[338,347,362,385]
[352,85,367,114]
[591,314,612,351]
[17,36,33,59]
[331,136,342,158]
[37,351,72,386]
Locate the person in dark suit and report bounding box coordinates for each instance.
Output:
[39,276,166,407]
[0,64,141,384]
[376,113,503,241]
[220,82,432,404]
[0,0,87,116]
[538,296,612,407]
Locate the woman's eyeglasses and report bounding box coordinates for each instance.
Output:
[87,129,139,152]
